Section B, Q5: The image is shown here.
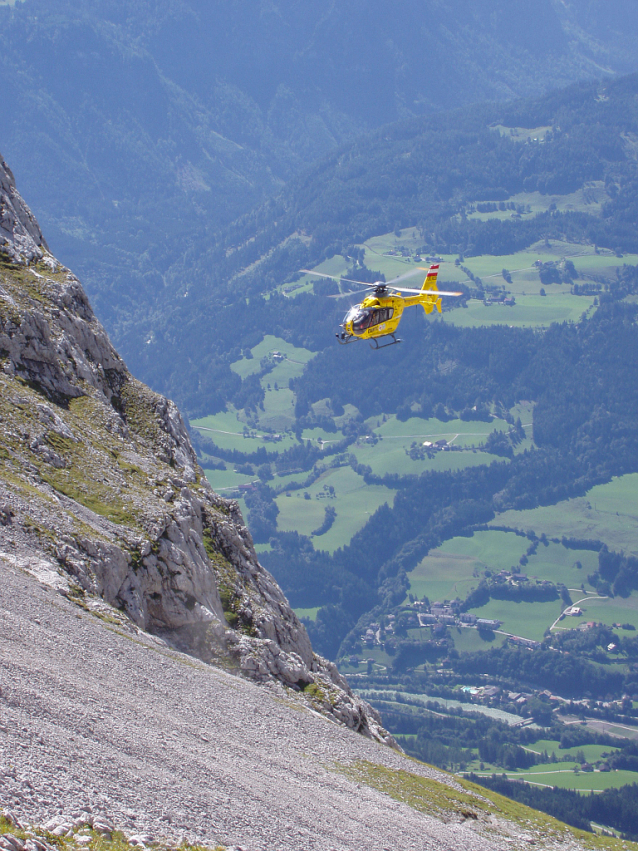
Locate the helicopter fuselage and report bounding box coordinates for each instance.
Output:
[338,287,442,346]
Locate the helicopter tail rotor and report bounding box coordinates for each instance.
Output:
[420,264,442,314]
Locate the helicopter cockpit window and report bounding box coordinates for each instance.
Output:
[351,308,373,331]
[350,306,394,332]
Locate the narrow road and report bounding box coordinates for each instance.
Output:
[550,594,609,632]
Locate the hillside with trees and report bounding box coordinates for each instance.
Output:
[121,72,638,414]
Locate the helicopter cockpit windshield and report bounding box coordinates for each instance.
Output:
[345,305,394,333]
[348,307,374,331]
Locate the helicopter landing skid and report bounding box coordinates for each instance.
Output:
[370,334,401,350]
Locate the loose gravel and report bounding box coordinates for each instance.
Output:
[0,558,579,851]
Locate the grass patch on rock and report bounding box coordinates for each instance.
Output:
[0,816,226,851]
[338,760,637,849]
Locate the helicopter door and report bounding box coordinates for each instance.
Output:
[369,307,394,327]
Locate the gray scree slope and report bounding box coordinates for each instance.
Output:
[1,560,585,851]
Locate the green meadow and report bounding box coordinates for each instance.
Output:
[407,548,484,603]
[192,407,298,453]
[230,334,316,379]
[473,766,638,793]
[276,465,396,553]
[293,606,320,621]
[355,234,636,331]
[203,468,257,492]
[472,598,564,642]
[491,474,638,556]
[372,414,508,442]
[468,179,610,220]
[259,386,297,431]
[351,413,510,476]
[527,741,618,763]
[404,528,620,640]
[553,596,638,632]
[437,530,528,570]
[446,294,595,329]
[525,542,599,589]
[196,363,528,554]
[352,440,504,477]
[292,230,638,338]
[450,626,508,653]
[192,277,638,599]
[405,529,532,605]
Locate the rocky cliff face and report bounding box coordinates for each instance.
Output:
[0,154,391,745]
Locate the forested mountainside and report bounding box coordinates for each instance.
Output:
[153,71,638,660]
[127,72,638,413]
[257,301,638,653]
[2,0,638,386]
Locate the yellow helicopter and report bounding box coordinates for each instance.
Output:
[301,264,462,348]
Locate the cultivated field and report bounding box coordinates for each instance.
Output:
[447,294,595,328]
[472,765,638,793]
[491,474,638,556]
[276,465,396,552]
[194,267,638,642]
[195,338,528,553]
[403,526,638,641]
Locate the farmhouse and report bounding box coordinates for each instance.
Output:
[431,605,455,617]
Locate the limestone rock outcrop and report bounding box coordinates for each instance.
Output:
[0,156,48,265]
[0,154,392,746]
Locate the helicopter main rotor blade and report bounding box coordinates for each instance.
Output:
[299,269,380,287]
[326,288,371,299]
[300,266,462,296]
[384,267,429,286]
[388,286,464,296]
